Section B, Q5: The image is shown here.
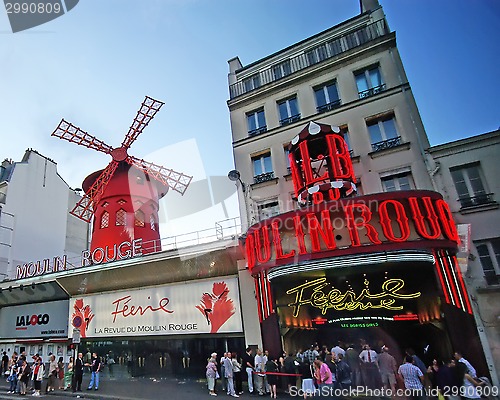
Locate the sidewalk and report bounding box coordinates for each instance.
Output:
[0,373,255,400]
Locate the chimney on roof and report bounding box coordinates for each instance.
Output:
[360,0,380,13]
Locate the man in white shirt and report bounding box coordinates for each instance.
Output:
[254,349,266,396]
[358,344,382,389]
[331,342,345,361]
[454,351,477,378]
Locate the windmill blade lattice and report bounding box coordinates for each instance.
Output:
[122,96,165,149]
[128,156,193,195]
[70,161,119,222]
[52,119,113,155]
[52,96,192,223]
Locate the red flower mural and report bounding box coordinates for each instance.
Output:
[196,281,235,333]
[71,299,95,338]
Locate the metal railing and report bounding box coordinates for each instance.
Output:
[459,193,496,209]
[317,99,342,113]
[371,136,402,152]
[229,19,389,99]
[253,172,275,184]
[358,83,386,99]
[248,126,268,136]
[279,114,301,126]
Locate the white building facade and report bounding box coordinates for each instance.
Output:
[0,149,88,279]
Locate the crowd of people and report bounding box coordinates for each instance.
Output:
[1,349,108,396]
[204,342,493,399]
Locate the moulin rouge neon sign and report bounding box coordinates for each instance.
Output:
[286,277,421,317]
[245,193,459,272]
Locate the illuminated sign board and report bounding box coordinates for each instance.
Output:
[245,191,459,274]
[286,277,421,318]
[15,239,143,279]
[68,277,243,338]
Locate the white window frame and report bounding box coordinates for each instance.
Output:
[246,108,267,135]
[475,239,500,284]
[381,173,413,192]
[257,199,280,221]
[450,163,489,207]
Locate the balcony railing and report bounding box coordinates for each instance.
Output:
[459,193,496,208]
[317,99,342,113]
[279,114,301,126]
[229,19,389,99]
[358,83,386,99]
[248,126,268,136]
[254,172,275,184]
[371,136,402,152]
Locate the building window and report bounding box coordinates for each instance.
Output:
[258,200,280,221]
[314,81,341,113]
[243,74,261,92]
[305,43,328,65]
[134,210,145,227]
[246,109,267,136]
[355,65,386,98]
[367,115,401,152]
[278,97,300,126]
[117,199,126,206]
[284,147,291,174]
[116,209,126,226]
[450,164,493,208]
[381,173,413,192]
[475,239,500,285]
[272,60,292,80]
[100,211,109,229]
[150,214,157,231]
[252,152,274,184]
[340,127,353,156]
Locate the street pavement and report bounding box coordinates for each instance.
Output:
[0,373,261,400]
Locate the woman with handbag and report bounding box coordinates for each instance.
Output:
[206,353,218,397]
[32,356,44,397]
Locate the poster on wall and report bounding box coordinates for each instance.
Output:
[68,277,243,338]
[0,300,69,339]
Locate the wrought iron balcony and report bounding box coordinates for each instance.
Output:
[458,193,495,208]
[358,84,386,99]
[279,114,301,126]
[248,126,268,136]
[317,99,342,113]
[229,19,389,99]
[371,136,402,152]
[254,172,275,184]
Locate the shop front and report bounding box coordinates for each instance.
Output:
[69,276,244,377]
[244,121,488,377]
[0,300,70,361]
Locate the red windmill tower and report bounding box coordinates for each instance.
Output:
[52,96,192,258]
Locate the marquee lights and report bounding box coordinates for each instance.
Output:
[285,277,421,318]
[246,194,459,273]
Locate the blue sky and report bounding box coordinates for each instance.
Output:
[1,0,499,231]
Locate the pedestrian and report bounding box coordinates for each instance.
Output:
[57,356,65,389]
[283,352,298,393]
[18,358,30,395]
[398,355,425,400]
[265,356,279,399]
[46,354,57,393]
[87,352,101,390]
[303,344,319,365]
[231,352,243,395]
[65,356,73,390]
[359,344,382,389]
[331,341,346,361]
[299,361,315,399]
[31,356,44,397]
[242,347,254,395]
[223,352,239,397]
[220,352,227,392]
[314,359,334,396]
[263,350,271,394]
[72,352,83,392]
[378,346,397,393]
[206,353,218,397]
[1,351,8,377]
[254,348,266,396]
[344,344,361,387]
[335,353,352,389]
[453,351,477,379]
[7,353,18,394]
[106,352,115,376]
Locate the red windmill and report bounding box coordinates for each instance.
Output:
[52,96,192,258]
